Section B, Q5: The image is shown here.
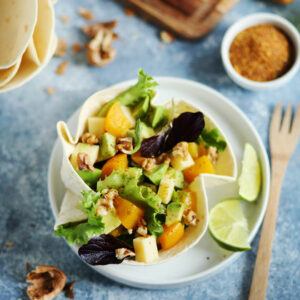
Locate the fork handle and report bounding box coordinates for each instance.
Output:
[249,159,287,300]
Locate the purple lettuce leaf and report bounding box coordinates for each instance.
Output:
[78,234,133,265]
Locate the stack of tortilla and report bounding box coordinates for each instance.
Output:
[0,0,56,93]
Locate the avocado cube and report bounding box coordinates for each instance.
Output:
[166,202,185,226]
[132,97,150,119]
[99,133,116,161]
[145,163,169,185]
[76,168,101,187]
[70,143,99,169]
[174,169,184,189]
[148,106,166,128]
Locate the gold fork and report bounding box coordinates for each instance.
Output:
[249,102,300,300]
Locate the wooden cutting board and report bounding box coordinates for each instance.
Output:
[119,0,239,39]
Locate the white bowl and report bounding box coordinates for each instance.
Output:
[221,13,300,91]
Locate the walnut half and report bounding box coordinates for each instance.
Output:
[26,265,66,300]
[83,21,118,67]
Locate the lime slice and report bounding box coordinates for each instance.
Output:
[209,199,251,251]
[238,143,261,202]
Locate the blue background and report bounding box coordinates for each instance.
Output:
[0,0,300,299]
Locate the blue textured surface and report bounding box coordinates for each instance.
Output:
[1,0,300,299]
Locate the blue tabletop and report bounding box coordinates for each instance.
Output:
[1,0,300,299]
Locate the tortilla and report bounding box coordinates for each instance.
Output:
[55,84,237,265]
[0,59,21,87]
[0,0,37,69]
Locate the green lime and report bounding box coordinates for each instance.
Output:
[238,143,261,202]
[209,199,251,251]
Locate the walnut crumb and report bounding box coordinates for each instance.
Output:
[124,8,136,17]
[77,152,94,171]
[64,280,76,299]
[6,242,14,248]
[78,8,94,20]
[72,43,83,55]
[183,210,199,226]
[55,61,68,75]
[116,137,133,152]
[115,248,135,260]
[172,142,189,159]
[60,15,70,24]
[95,189,118,216]
[54,38,67,57]
[26,262,31,271]
[46,87,56,96]
[160,31,174,43]
[140,157,156,172]
[80,132,98,145]
[136,219,147,236]
[26,265,66,300]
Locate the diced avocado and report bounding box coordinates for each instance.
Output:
[99,132,116,161]
[88,117,105,137]
[102,208,122,234]
[132,97,150,119]
[172,190,188,203]
[165,202,184,226]
[174,169,184,189]
[76,168,101,187]
[157,169,176,204]
[140,122,155,138]
[145,163,169,185]
[148,106,166,128]
[70,143,99,169]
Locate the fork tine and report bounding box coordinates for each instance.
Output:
[281,102,292,133]
[291,103,300,137]
[270,102,282,133]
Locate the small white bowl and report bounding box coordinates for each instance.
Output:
[221,13,300,91]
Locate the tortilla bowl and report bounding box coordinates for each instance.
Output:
[55,84,237,265]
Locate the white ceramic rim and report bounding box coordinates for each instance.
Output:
[221,13,300,91]
[47,77,270,289]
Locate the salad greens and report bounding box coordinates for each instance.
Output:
[197,128,227,152]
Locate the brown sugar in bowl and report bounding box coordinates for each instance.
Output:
[221,13,300,91]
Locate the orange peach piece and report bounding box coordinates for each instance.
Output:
[158,222,184,250]
[100,153,128,179]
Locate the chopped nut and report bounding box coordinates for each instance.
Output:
[64,280,76,299]
[80,132,99,145]
[115,248,135,260]
[183,210,199,226]
[26,262,31,271]
[83,21,118,67]
[77,152,94,171]
[72,43,82,55]
[116,137,133,152]
[26,265,66,300]
[78,8,94,20]
[60,15,70,24]
[160,30,175,44]
[6,242,14,248]
[156,153,171,165]
[54,38,67,57]
[55,61,68,75]
[172,142,189,159]
[136,219,147,236]
[127,228,133,235]
[46,87,56,96]
[95,189,118,216]
[207,146,219,164]
[141,157,156,172]
[124,8,136,17]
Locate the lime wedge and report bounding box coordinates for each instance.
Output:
[209,199,251,251]
[238,143,261,202]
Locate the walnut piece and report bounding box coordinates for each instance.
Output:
[77,152,94,171]
[78,8,94,20]
[156,152,171,165]
[26,265,66,300]
[64,280,76,299]
[81,132,99,145]
[115,248,135,260]
[46,87,56,96]
[95,189,118,216]
[160,31,175,43]
[136,218,147,236]
[124,8,136,17]
[54,38,67,57]
[207,146,219,164]
[72,43,82,55]
[82,21,118,67]
[116,137,133,152]
[141,157,156,172]
[55,61,68,75]
[172,142,189,159]
[183,210,199,226]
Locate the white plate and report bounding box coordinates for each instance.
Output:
[48,77,270,289]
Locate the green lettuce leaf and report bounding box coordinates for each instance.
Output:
[121,119,142,155]
[55,191,104,245]
[145,209,164,237]
[197,128,227,152]
[98,69,158,117]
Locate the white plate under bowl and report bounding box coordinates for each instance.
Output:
[48,77,270,289]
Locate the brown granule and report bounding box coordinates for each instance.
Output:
[124,8,136,17]
[64,280,76,299]
[229,24,293,82]
[72,43,83,55]
[26,262,31,271]
[56,61,68,75]
[46,87,56,95]
[78,8,94,21]
[54,38,67,57]
[6,242,14,248]
[30,223,36,228]
[160,31,175,43]
[60,15,70,24]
